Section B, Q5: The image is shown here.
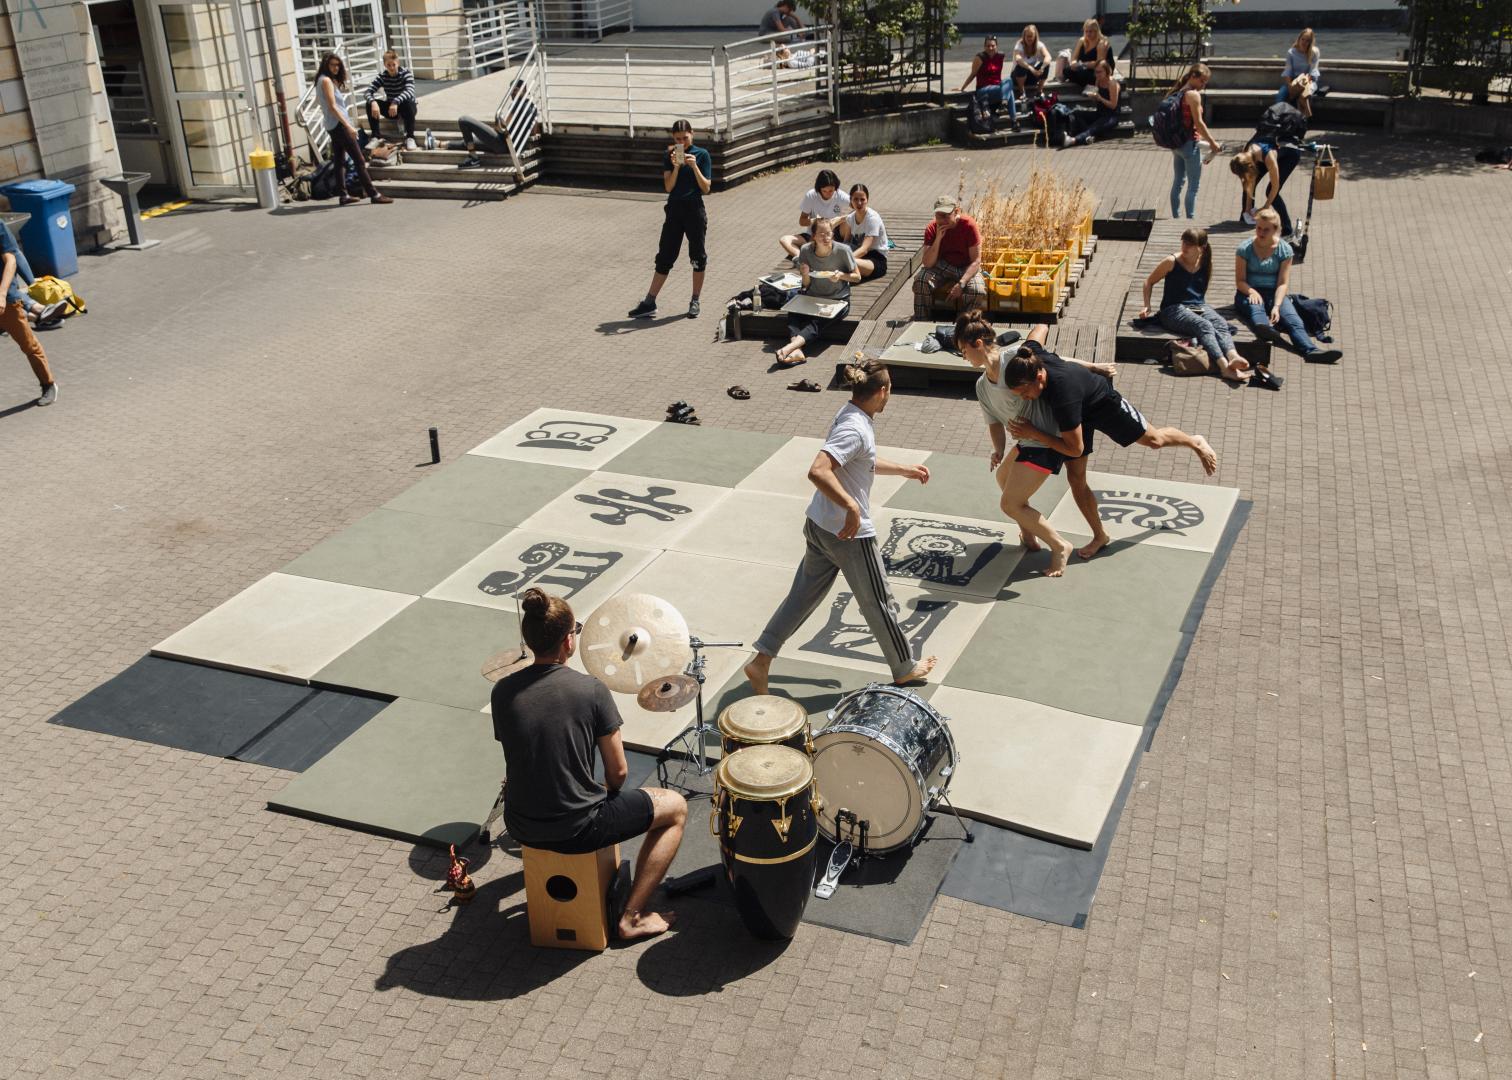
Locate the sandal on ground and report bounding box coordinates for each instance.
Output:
[1249,370,1284,391]
[788,379,822,392]
[727,385,750,400]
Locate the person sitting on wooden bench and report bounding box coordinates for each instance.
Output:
[491,588,687,942]
[912,195,987,320]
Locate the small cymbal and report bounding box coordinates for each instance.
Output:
[481,645,534,682]
[580,593,692,694]
[637,674,699,712]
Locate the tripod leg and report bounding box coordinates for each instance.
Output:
[937,790,975,843]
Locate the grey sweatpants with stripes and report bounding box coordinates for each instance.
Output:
[754,517,915,680]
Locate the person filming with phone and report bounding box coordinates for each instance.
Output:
[628,119,712,322]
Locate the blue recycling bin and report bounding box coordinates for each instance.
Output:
[0,179,78,277]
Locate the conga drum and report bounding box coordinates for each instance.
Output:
[716,694,813,756]
[712,745,821,940]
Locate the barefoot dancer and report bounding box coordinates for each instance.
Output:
[492,589,686,942]
[746,359,938,692]
[956,317,1118,575]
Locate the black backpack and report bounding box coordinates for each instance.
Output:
[968,91,995,135]
[1291,294,1332,336]
[1254,100,1309,148]
[1151,89,1192,149]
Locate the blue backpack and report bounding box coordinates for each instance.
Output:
[1150,89,1192,149]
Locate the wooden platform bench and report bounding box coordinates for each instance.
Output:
[1195,57,1404,127]
[858,318,1113,389]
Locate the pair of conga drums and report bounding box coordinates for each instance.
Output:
[712,696,820,940]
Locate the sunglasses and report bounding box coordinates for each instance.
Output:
[573,622,583,636]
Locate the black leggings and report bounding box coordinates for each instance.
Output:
[458,116,509,155]
[655,199,708,275]
[1240,145,1302,235]
[328,124,376,199]
[367,98,417,140]
[787,299,850,350]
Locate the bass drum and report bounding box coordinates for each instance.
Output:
[810,684,958,853]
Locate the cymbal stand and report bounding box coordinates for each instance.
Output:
[658,635,742,789]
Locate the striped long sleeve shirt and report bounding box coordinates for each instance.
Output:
[366,67,416,105]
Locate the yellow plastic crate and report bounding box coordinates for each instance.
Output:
[1032,251,1071,294]
[986,264,1022,312]
[1019,271,1058,313]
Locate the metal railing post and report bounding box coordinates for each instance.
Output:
[770,42,779,124]
[708,52,718,132]
[624,50,634,137]
[827,26,836,115]
[541,50,552,133]
[722,46,733,135]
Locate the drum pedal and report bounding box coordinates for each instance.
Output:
[815,842,852,900]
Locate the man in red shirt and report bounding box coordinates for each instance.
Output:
[913,195,987,320]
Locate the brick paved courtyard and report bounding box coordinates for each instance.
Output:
[3,124,1510,1079]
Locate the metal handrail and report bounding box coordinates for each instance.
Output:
[295,33,384,160]
[494,42,546,182]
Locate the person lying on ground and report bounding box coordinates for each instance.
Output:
[758,0,804,63]
[455,82,540,169]
[1138,226,1251,383]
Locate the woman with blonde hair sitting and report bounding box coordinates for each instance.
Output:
[1278,28,1321,119]
[1056,18,1114,87]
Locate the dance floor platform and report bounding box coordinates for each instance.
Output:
[142,407,1240,868]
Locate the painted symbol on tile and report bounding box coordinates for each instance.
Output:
[881,517,1004,587]
[574,486,691,526]
[801,591,957,662]
[1094,491,1205,531]
[478,541,622,599]
[519,419,618,453]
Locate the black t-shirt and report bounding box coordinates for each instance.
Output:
[1030,341,1114,433]
[492,664,622,843]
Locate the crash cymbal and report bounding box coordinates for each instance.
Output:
[637,674,699,713]
[580,592,692,694]
[481,644,535,682]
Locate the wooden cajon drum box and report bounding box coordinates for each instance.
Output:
[521,844,619,951]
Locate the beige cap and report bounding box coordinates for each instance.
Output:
[932,194,957,213]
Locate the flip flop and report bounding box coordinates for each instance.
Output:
[1249,370,1284,391]
[727,385,750,400]
[788,379,821,392]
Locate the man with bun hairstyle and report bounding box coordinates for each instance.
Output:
[745,359,938,692]
[492,588,686,941]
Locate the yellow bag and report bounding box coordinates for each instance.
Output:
[1312,146,1338,201]
[27,275,86,316]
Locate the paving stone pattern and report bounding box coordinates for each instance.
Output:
[2,127,1511,1078]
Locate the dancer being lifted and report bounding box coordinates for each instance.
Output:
[745,359,937,692]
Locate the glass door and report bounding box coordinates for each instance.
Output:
[148,0,261,197]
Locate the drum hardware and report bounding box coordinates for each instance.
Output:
[657,634,745,789]
[477,779,508,845]
[663,865,718,896]
[815,809,869,900]
[482,597,535,682]
[929,771,975,844]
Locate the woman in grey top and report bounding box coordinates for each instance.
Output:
[775,218,859,367]
[315,52,392,205]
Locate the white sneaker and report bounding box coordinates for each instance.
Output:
[1062,133,1074,148]
[364,137,380,152]
[405,137,417,150]
[36,382,56,406]
[1241,210,1257,226]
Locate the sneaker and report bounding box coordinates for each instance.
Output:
[628,299,657,319]
[404,136,417,151]
[1241,210,1257,226]
[338,195,356,206]
[364,137,380,152]
[1304,347,1343,364]
[1082,135,1095,145]
[687,298,701,318]
[1250,322,1285,345]
[1062,133,1074,148]
[371,194,394,204]
[36,382,56,406]
[37,300,68,326]
[457,156,484,170]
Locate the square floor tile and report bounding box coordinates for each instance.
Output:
[280,509,510,596]
[1045,470,1238,553]
[596,424,788,488]
[426,528,660,616]
[790,582,993,678]
[269,698,502,848]
[1002,539,1211,632]
[882,451,1069,520]
[945,605,1183,727]
[736,435,932,504]
[520,471,730,548]
[153,573,415,682]
[871,506,1026,598]
[316,598,517,711]
[931,686,1142,848]
[616,550,796,646]
[468,408,657,468]
[670,490,810,570]
[383,456,588,527]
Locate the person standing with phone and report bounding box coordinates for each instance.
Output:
[628,119,712,320]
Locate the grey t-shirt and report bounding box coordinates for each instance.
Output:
[798,242,856,300]
[759,8,800,38]
[976,361,1056,450]
[807,401,877,539]
[492,663,622,843]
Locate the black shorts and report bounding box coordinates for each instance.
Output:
[858,248,888,281]
[1080,392,1148,453]
[1016,445,1065,475]
[533,789,654,855]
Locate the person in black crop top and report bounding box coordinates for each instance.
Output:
[1057,18,1113,86]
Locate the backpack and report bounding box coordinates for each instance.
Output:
[968,91,994,136]
[1291,294,1332,336]
[1254,100,1309,148]
[306,160,341,200]
[1475,145,1512,165]
[1046,102,1076,145]
[27,275,86,318]
[1151,89,1192,149]
[757,277,799,309]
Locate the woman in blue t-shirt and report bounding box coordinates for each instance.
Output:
[1138,227,1250,383]
[1234,208,1342,389]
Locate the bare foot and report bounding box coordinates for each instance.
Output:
[1077,533,1110,560]
[1046,537,1074,577]
[1219,361,1247,384]
[893,656,938,686]
[743,653,772,695]
[618,909,676,942]
[1192,434,1218,476]
[1019,531,1043,552]
[777,351,807,368]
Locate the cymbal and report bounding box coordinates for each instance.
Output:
[637,674,699,712]
[481,644,535,682]
[580,592,691,694]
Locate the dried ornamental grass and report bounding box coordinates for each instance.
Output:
[967,167,1095,255]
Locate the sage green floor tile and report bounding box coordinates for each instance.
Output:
[601,423,789,488]
[315,598,516,711]
[707,657,883,737]
[269,698,501,848]
[881,451,1069,520]
[1001,538,1210,631]
[382,455,588,527]
[945,605,1183,727]
[281,509,510,596]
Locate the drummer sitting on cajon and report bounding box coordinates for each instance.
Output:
[492,588,687,941]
